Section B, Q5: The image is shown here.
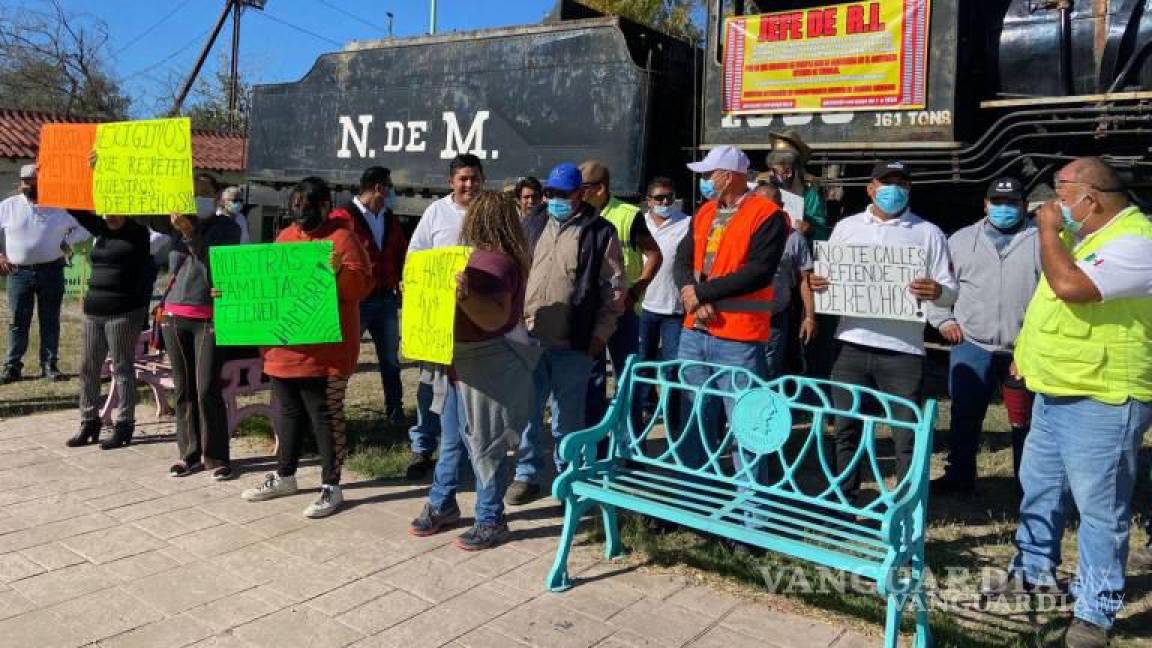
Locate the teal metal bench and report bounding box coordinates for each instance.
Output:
[547,359,937,648]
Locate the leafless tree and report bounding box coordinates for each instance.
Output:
[0,0,129,118]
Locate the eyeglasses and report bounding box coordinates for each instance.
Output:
[648,194,675,203]
[544,188,577,200]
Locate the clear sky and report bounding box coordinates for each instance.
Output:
[18,0,556,117]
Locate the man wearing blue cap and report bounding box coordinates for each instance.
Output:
[508,162,625,505]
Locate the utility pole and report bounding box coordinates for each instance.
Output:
[227,0,242,131]
[387,11,394,37]
[429,0,437,35]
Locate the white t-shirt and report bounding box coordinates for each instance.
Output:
[0,194,90,265]
[408,195,467,252]
[828,207,958,356]
[642,209,691,315]
[1076,213,1152,301]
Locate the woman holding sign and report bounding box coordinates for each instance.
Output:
[240,177,373,518]
[410,191,539,550]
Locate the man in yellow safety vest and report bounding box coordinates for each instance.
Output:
[1001,157,1152,648]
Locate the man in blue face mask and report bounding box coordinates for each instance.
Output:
[809,160,958,504]
[510,162,625,505]
[926,177,1041,499]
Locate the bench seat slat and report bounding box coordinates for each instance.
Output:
[609,470,890,551]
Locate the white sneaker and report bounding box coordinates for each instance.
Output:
[304,485,343,518]
[241,473,298,502]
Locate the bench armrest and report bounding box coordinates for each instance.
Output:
[556,419,614,465]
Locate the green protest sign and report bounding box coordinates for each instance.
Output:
[210,242,341,346]
[64,243,91,299]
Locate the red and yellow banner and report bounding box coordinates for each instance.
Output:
[722,0,930,114]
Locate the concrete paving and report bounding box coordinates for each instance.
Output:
[0,408,875,648]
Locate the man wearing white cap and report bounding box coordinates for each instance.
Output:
[0,164,91,383]
[672,145,788,470]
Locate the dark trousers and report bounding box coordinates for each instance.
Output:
[273,376,349,485]
[162,314,229,467]
[4,262,65,371]
[79,309,145,425]
[944,341,1035,485]
[831,342,923,501]
[360,292,402,414]
[587,308,640,425]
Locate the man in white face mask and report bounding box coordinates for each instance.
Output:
[194,173,220,221]
[218,186,250,244]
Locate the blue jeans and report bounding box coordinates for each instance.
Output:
[408,378,439,455]
[636,309,684,420]
[587,308,639,425]
[516,348,595,484]
[426,384,463,513]
[452,388,512,526]
[4,263,65,371]
[359,292,402,414]
[943,341,1014,483]
[762,311,791,380]
[1011,394,1152,629]
[675,328,766,474]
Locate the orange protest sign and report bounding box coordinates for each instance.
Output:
[37,124,98,211]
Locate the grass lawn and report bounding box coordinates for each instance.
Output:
[2,296,1150,646]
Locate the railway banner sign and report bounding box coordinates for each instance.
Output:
[400,246,473,365]
[722,0,930,114]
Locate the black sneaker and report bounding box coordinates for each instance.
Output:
[169,462,204,478]
[455,521,510,551]
[41,364,64,382]
[930,475,976,498]
[405,452,435,481]
[408,502,461,537]
[0,365,21,384]
[504,480,542,506]
[1064,618,1108,648]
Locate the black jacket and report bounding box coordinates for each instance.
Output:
[72,213,155,317]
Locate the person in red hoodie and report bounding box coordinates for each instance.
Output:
[328,167,408,425]
[239,177,374,518]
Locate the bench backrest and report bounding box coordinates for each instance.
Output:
[609,358,937,524]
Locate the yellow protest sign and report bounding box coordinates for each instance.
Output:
[401,246,473,365]
[92,117,196,215]
[722,0,930,114]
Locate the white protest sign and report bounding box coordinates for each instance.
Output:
[780,189,805,227]
[814,243,927,322]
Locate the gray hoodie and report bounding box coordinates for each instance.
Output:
[926,219,1041,353]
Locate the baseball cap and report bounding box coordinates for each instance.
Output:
[19,164,36,180]
[986,177,1024,201]
[871,160,911,181]
[579,160,610,186]
[687,146,750,174]
[544,162,582,193]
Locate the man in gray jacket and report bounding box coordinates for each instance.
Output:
[928,177,1041,497]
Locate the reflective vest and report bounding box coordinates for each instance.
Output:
[1015,206,1152,404]
[600,196,643,285]
[684,195,781,343]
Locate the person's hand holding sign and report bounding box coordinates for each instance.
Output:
[808,273,830,293]
[170,213,194,238]
[455,272,470,302]
[331,250,344,274]
[909,277,942,301]
[939,321,963,344]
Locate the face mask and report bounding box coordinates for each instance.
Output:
[652,205,671,217]
[20,187,37,203]
[873,184,910,215]
[226,200,244,215]
[698,178,716,200]
[292,205,325,232]
[195,196,216,220]
[1060,196,1087,234]
[383,189,397,212]
[987,204,1022,230]
[547,198,574,221]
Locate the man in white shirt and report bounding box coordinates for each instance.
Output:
[810,161,957,503]
[403,154,482,530]
[0,164,92,383]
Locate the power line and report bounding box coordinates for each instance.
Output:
[316,0,389,33]
[254,10,341,47]
[112,0,195,58]
[121,26,212,82]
